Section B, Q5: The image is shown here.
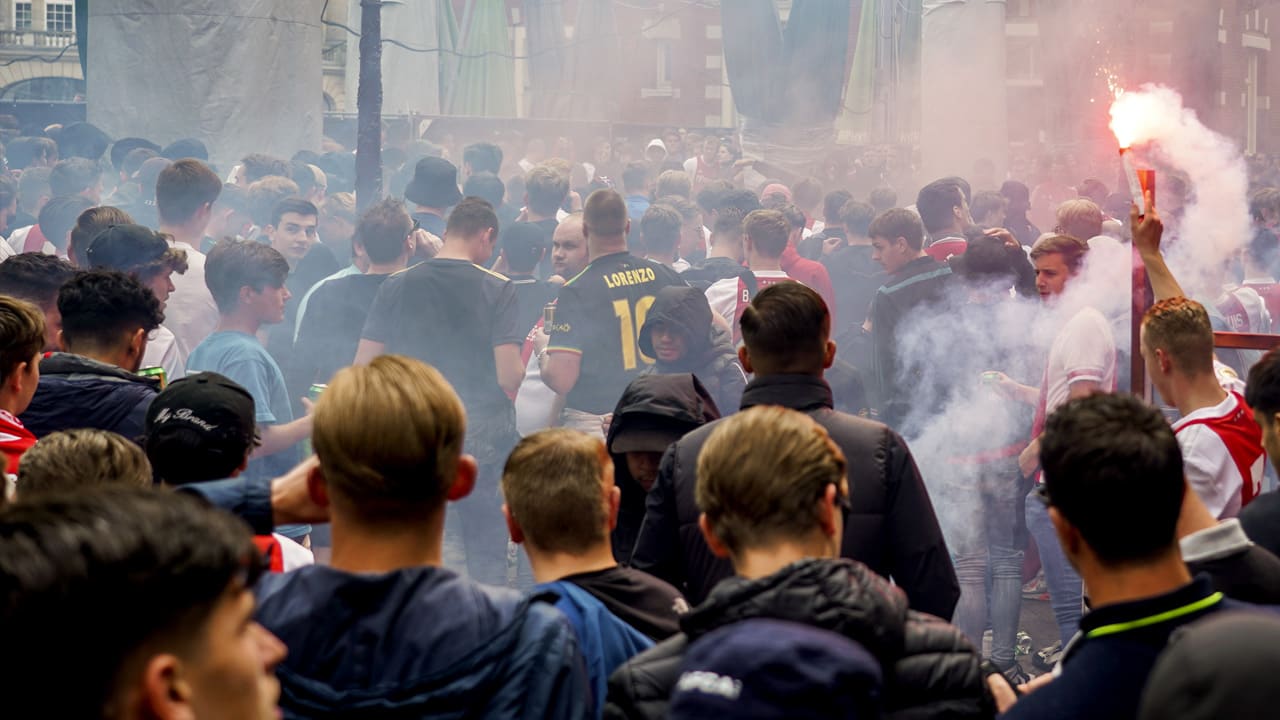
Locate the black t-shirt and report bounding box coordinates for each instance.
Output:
[267,244,341,381]
[548,252,686,414]
[362,258,522,415]
[562,565,688,641]
[292,272,391,388]
[509,275,559,339]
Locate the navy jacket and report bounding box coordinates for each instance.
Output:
[1003,576,1254,720]
[255,565,591,719]
[21,353,159,441]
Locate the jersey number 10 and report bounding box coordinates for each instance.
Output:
[614,296,657,371]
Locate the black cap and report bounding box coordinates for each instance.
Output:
[85,222,170,270]
[145,372,257,455]
[84,224,169,272]
[404,156,463,208]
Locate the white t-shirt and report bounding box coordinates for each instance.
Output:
[1035,306,1117,437]
[1173,392,1266,519]
[142,324,186,382]
[166,241,220,354]
[705,269,791,330]
[515,322,558,437]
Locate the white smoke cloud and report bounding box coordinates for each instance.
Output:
[1110,84,1251,292]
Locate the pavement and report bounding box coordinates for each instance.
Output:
[1012,593,1061,677]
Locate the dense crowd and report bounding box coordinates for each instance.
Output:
[2,120,1280,719]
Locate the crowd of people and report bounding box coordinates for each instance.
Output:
[2,118,1280,719]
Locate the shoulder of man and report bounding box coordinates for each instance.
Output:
[892,610,993,716]
[604,633,691,719]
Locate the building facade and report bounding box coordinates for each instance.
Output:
[0,0,81,104]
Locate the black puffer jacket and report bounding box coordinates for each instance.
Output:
[606,373,720,562]
[637,286,746,415]
[631,374,959,617]
[604,558,992,720]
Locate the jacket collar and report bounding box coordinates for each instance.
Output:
[39,353,157,387]
[739,374,833,413]
[1078,575,1220,637]
[680,558,908,662]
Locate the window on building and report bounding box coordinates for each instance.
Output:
[656,41,673,88]
[1008,0,1037,19]
[47,2,75,33]
[14,2,33,31]
[0,77,85,102]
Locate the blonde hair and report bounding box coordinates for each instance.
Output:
[695,405,846,556]
[17,429,152,497]
[502,429,610,554]
[324,191,357,222]
[1055,198,1104,241]
[313,355,466,522]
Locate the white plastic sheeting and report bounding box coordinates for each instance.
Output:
[86,1,324,165]
[920,0,1008,182]
[344,0,443,116]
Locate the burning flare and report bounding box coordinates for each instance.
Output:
[1109,89,1150,150]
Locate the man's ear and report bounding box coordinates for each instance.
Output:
[1156,348,1173,375]
[606,484,621,532]
[137,653,192,720]
[817,483,839,539]
[823,339,836,369]
[8,360,27,394]
[698,513,732,559]
[447,455,478,501]
[502,503,524,545]
[306,464,331,509]
[738,345,754,375]
[130,327,147,359]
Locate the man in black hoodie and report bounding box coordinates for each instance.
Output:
[605,405,989,719]
[637,285,745,415]
[607,373,721,563]
[22,270,164,440]
[630,282,958,615]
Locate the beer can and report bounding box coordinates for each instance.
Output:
[302,384,326,458]
[308,383,327,402]
[138,366,167,389]
[542,303,556,329]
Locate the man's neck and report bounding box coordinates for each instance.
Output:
[734,536,834,580]
[526,210,555,223]
[1172,373,1229,418]
[647,253,677,268]
[846,234,872,247]
[1175,486,1220,539]
[526,542,618,585]
[434,240,476,263]
[66,346,129,371]
[414,205,445,217]
[0,390,23,417]
[748,254,782,272]
[216,310,263,336]
[1081,549,1193,609]
[589,237,628,259]
[327,512,445,574]
[706,245,739,261]
[159,221,202,249]
[366,258,408,275]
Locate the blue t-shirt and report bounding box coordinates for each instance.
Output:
[188,330,300,483]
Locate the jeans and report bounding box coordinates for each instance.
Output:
[1025,487,1083,646]
[950,461,1025,668]
[453,407,520,586]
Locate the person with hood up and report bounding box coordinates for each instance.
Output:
[637,286,746,416]
[606,373,721,563]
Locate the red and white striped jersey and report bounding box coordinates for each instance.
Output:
[1173,391,1266,518]
[706,270,794,344]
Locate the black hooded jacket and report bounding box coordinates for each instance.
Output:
[606,373,720,562]
[604,559,992,720]
[637,286,746,415]
[630,373,959,617]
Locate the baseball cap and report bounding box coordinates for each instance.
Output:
[85,224,169,271]
[669,618,882,719]
[145,371,257,470]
